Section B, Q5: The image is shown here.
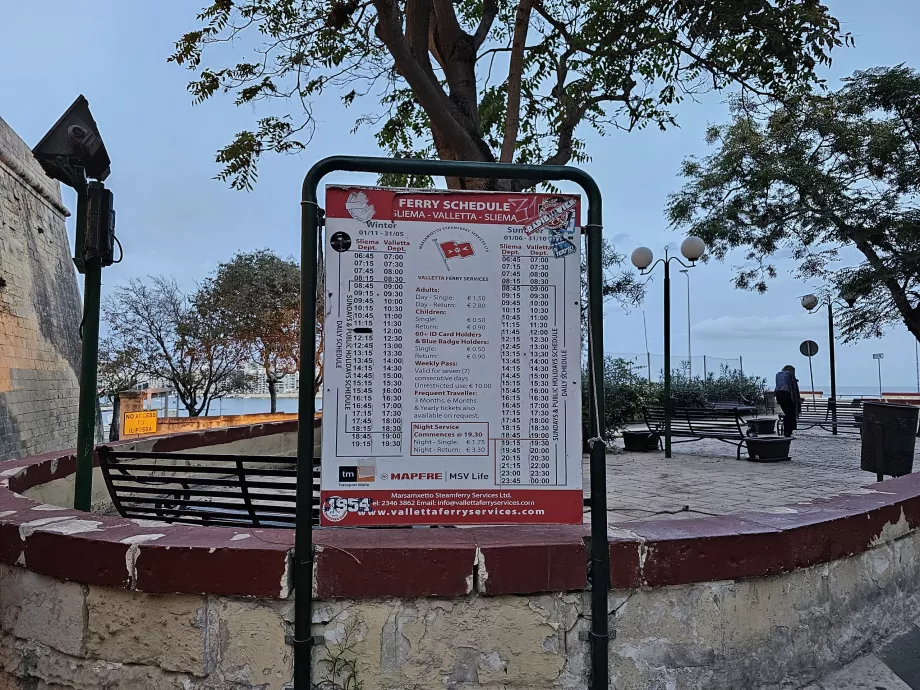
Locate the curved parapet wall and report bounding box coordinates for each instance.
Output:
[0,419,919,688]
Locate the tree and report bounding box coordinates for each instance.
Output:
[170,0,849,191]
[103,277,251,417]
[580,238,644,334]
[668,66,920,343]
[97,338,144,441]
[198,249,302,413]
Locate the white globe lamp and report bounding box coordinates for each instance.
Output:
[680,236,706,262]
[801,294,819,311]
[631,247,654,270]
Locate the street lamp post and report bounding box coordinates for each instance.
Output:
[32,96,114,511]
[873,353,884,398]
[632,237,706,458]
[801,292,856,435]
[680,269,691,378]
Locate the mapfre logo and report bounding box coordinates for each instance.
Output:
[388,472,443,481]
[345,190,375,222]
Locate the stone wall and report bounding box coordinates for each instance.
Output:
[0,565,294,690]
[3,422,920,689]
[0,116,81,461]
[1,526,920,690]
[149,411,299,436]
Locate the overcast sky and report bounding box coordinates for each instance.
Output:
[1,0,918,391]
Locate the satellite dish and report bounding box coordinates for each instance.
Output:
[800,340,819,357]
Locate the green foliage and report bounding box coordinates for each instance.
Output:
[97,339,145,441]
[197,249,301,411]
[96,339,144,402]
[171,0,849,191]
[583,358,767,436]
[314,621,364,690]
[668,65,920,343]
[658,365,767,410]
[583,356,657,435]
[580,238,645,324]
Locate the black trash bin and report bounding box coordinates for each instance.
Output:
[763,390,777,413]
[621,430,660,451]
[860,402,920,478]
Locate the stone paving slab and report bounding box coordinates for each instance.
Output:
[815,655,913,689]
[580,428,920,531]
[877,624,920,689]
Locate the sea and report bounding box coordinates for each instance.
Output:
[100,395,321,431]
[816,385,919,398]
[100,385,919,432]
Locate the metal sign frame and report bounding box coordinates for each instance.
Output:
[295,156,610,690]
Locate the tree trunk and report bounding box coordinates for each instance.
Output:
[109,397,121,442]
[500,0,533,163]
[268,377,278,414]
[905,310,920,343]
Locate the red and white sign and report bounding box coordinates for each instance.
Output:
[321,186,582,526]
[439,240,475,260]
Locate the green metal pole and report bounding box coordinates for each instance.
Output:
[298,156,610,690]
[585,209,610,690]
[294,188,320,689]
[663,259,672,458]
[827,299,837,436]
[828,299,838,435]
[74,172,101,512]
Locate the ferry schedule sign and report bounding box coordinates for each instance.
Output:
[320,186,583,526]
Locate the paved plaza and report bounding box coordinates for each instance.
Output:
[583,428,920,530]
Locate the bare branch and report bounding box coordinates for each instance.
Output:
[472,0,498,49]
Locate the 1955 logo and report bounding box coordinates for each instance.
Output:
[322,496,373,522]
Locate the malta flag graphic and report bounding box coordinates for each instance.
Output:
[438,240,475,261]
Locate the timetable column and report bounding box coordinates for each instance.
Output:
[379,250,405,452]
[499,251,523,485]
[343,251,376,452]
[524,253,553,485]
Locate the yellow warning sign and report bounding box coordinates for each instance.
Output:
[123,410,158,435]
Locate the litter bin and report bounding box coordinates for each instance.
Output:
[621,430,660,451]
[763,391,776,413]
[860,402,920,478]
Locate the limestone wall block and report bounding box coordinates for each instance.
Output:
[311,594,576,689]
[84,586,207,676]
[0,630,186,690]
[209,597,292,690]
[0,564,85,657]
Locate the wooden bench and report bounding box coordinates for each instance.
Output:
[642,405,753,460]
[787,398,863,434]
[98,446,318,527]
[707,398,758,417]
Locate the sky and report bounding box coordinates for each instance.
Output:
[1,0,918,392]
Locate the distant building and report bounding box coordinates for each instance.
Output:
[243,364,299,395]
[136,366,301,397]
